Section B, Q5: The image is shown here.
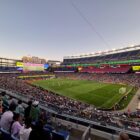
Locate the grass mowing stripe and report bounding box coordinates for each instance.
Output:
[32,79,134,109]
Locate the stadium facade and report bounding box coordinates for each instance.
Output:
[0,45,140,140]
[51,45,140,73]
[1,45,140,73]
[0,57,21,72]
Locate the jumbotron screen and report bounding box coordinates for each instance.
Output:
[44,64,49,69]
[23,63,44,71]
[16,62,24,67]
[132,66,140,71]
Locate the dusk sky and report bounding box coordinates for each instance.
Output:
[0,0,140,61]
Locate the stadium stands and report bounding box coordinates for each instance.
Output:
[51,67,77,73]
[0,72,140,140]
[1,46,140,139]
[80,65,131,73]
[63,46,140,65]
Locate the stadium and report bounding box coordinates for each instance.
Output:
[1,1,140,140]
[0,45,140,140]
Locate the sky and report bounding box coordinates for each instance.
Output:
[0,0,140,61]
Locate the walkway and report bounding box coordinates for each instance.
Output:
[119,88,140,112]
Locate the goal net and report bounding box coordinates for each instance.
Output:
[119,87,126,94]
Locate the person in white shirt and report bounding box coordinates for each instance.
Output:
[11,113,22,138]
[0,105,16,131]
[19,117,32,140]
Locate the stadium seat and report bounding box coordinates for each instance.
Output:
[58,130,69,140]
[44,124,54,132]
[52,130,69,140]
[52,131,65,140]
[43,128,52,140]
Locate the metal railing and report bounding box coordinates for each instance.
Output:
[1,88,140,140]
[81,126,91,140]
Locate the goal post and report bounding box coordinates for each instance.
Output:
[119,87,127,94]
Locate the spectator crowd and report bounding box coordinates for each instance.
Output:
[0,72,140,139]
[0,91,52,140]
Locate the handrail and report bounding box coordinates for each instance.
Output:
[0,88,140,139]
[81,126,91,140]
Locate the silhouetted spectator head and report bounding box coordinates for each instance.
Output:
[18,100,22,105]
[13,113,20,121]
[28,101,32,106]
[9,104,16,111]
[1,91,6,96]
[118,132,129,140]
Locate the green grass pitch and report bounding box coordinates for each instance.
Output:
[32,78,132,109]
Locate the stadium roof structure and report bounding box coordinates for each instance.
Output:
[64,45,140,59]
[0,57,21,61]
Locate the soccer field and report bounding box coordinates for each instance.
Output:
[32,78,133,109]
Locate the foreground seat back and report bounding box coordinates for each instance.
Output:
[52,131,65,140]
[43,129,52,140]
